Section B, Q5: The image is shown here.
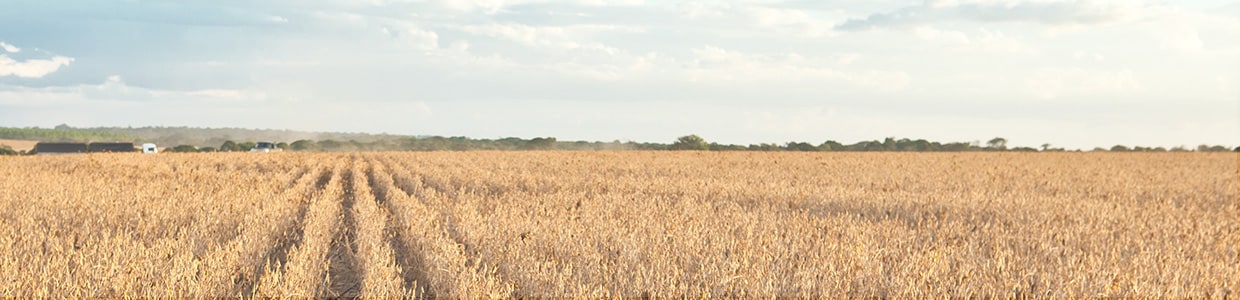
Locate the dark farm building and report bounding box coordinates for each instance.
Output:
[89,143,136,153]
[34,143,88,154]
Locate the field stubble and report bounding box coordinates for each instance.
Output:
[0,151,1235,298]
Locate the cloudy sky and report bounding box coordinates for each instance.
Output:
[1,0,1237,149]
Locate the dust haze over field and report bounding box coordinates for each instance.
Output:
[1,152,1235,298]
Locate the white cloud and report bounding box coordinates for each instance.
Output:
[677,2,842,38]
[409,100,433,118]
[832,53,861,65]
[429,0,644,14]
[382,23,441,50]
[911,26,1035,54]
[837,0,1148,30]
[680,45,910,89]
[311,11,442,51]
[912,26,972,44]
[1146,13,1207,53]
[0,77,304,131]
[1071,50,1105,61]
[0,76,268,108]
[0,41,74,78]
[678,2,729,19]
[1025,68,1143,99]
[744,6,839,37]
[508,44,909,91]
[744,106,840,134]
[0,42,19,53]
[0,55,74,78]
[0,41,77,78]
[456,23,642,51]
[459,23,573,48]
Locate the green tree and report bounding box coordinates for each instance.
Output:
[861,141,885,151]
[942,142,972,151]
[238,142,257,151]
[348,140,366,151]
[986,137,1008,150]
[276,142,290,150]
[1041,143,1051,151]
[785,142,818,151]
[170,145,198,152]
[1111,145,1130,152]
[220,140,239,152]
[290,140,317,151]
[903,139,933,151]
[670,134,708,150]
[524,137,557,150]
[318,140,344,151]
[749,143,779,151]
[820,140,843,152]
[882,137,897,151]
[708,142,746,151]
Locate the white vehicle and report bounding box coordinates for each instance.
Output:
[250,141,282,153]
[142,143,158,154]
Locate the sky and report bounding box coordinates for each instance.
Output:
[1,0,1237,149]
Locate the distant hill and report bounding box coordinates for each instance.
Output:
[0,125,404,148]
[0,127,143,143]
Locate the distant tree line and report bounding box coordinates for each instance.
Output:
[81,125,406,148]
[0,124,404,149]
[165,137,612,152]
[1096,145,1236,152]
[675,135,1240,153]
[150,134,1240,154]
[165,141,290,153]
[3,125,1236,154]
[0,125,142,143]
[682,135,999,152]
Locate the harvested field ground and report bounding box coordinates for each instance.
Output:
[0,139,37,152]
[0,152,1236,298]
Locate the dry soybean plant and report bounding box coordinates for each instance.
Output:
[0,151,1235,298]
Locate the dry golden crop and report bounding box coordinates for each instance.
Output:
[0,151,1236,298]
